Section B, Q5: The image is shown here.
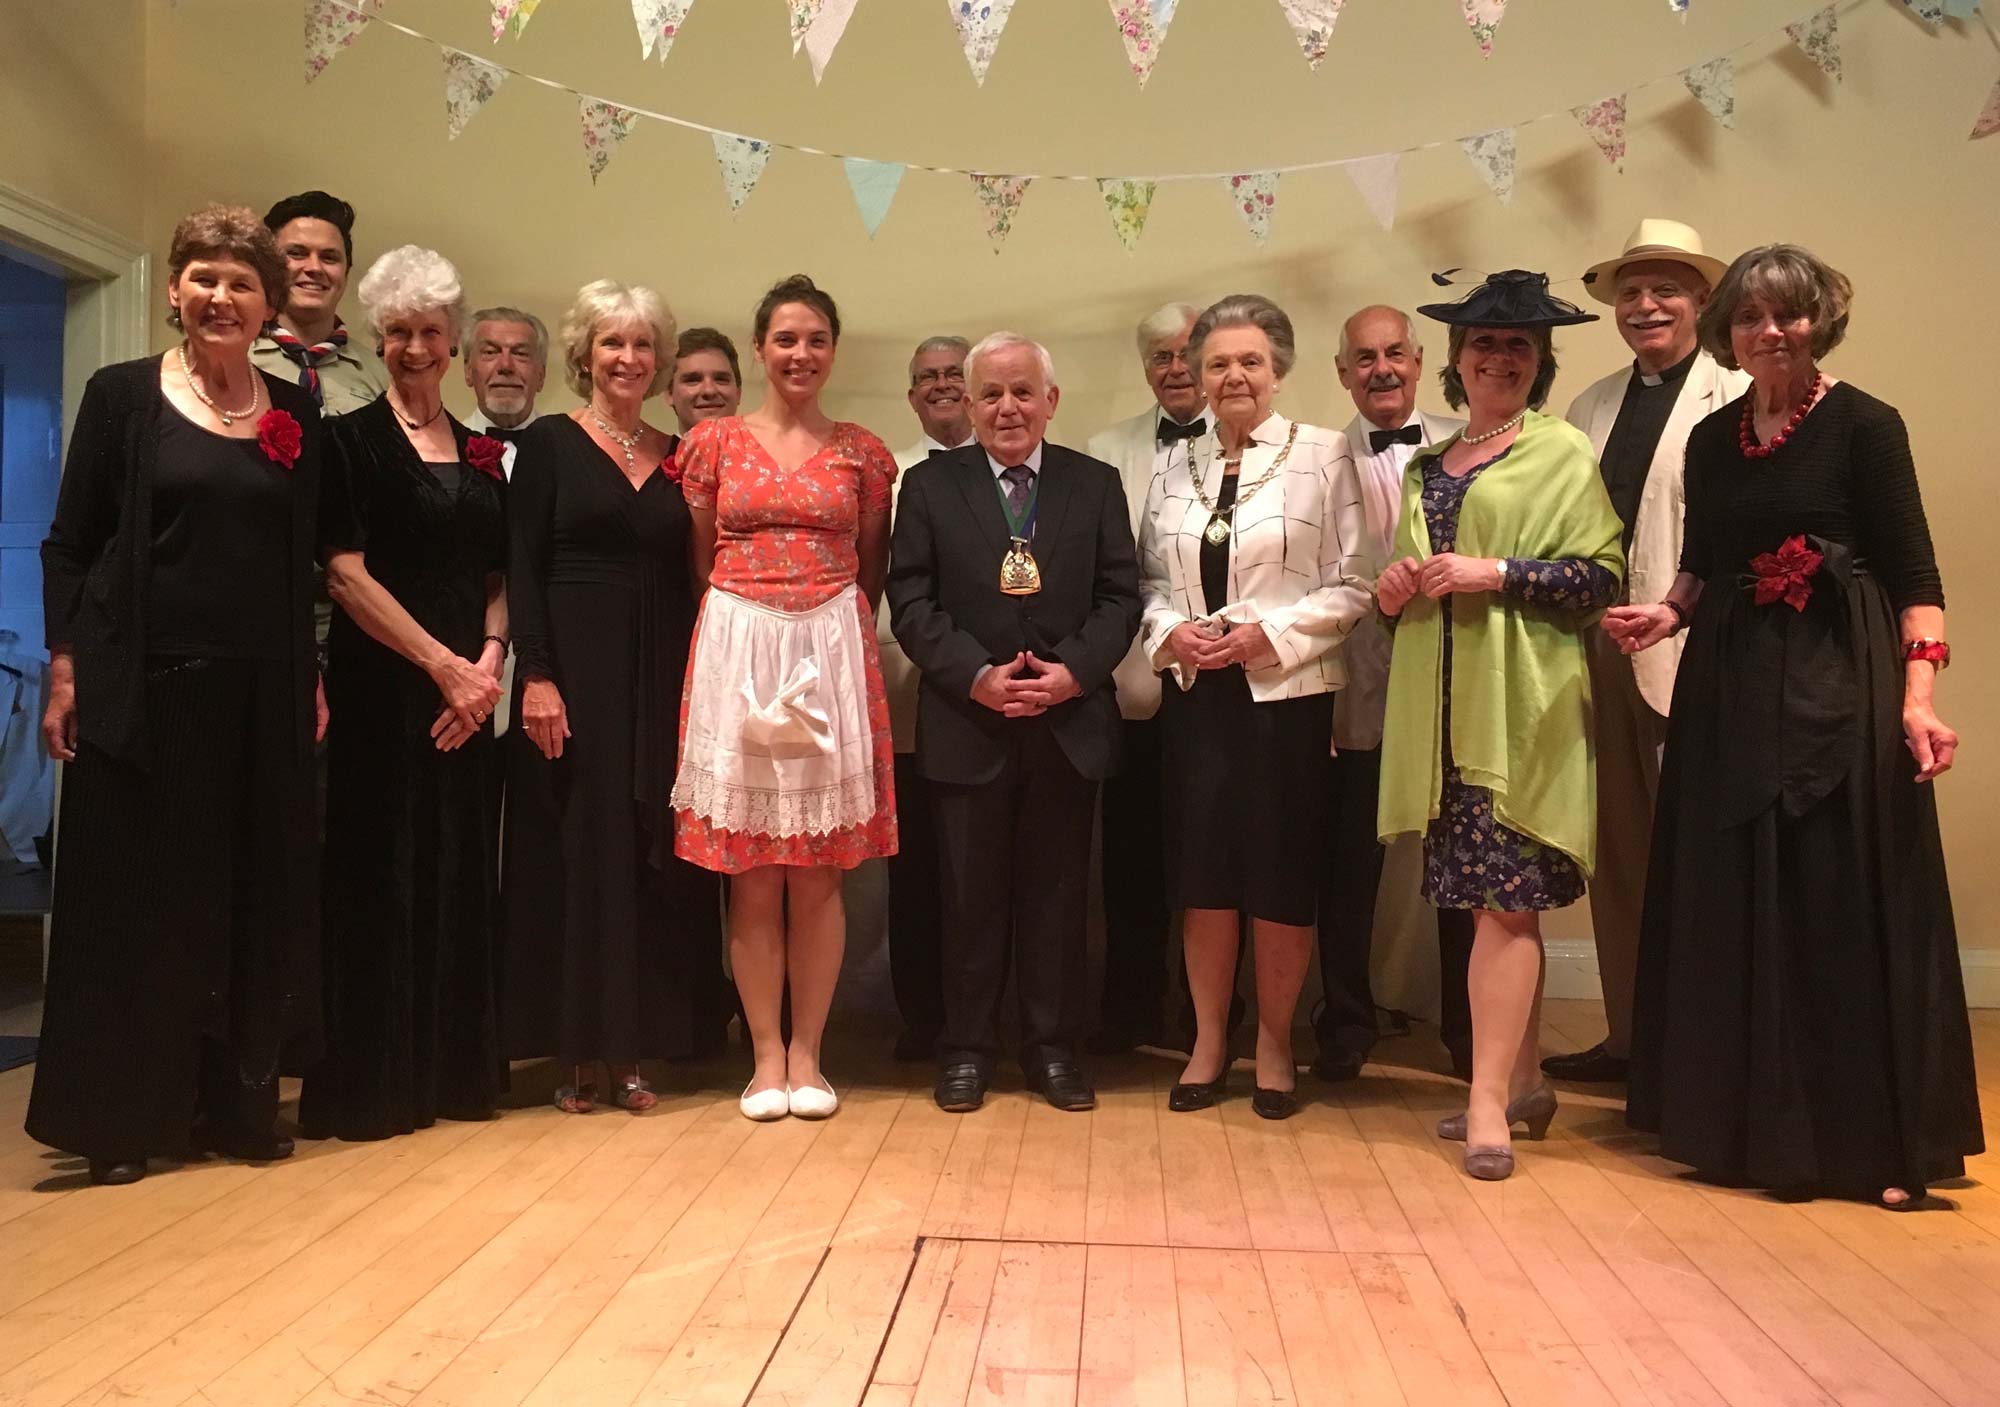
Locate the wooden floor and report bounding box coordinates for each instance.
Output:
[3,1001,2000,1406]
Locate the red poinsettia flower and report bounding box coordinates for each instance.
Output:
[1748,534,1824,612]
[466,434,506,480]
[658,446,683,485]
[257,408,302,470]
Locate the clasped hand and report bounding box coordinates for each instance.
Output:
[971,652,1082,717]
[1601,603,1678,655]
[1164,621,1279,671]
[1376,552,1499,616]
[431,641,507,753]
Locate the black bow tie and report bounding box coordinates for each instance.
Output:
[1157,416,1206,443]
[483,424,519,442]
[1368,423,1425,454]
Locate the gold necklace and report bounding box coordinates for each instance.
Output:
[176,342,261,426]
[589,407,644,470]
[1191,421,1297,545]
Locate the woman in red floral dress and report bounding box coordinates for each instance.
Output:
[673,275,897,1121]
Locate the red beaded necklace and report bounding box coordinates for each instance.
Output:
[1739,373,1823,459]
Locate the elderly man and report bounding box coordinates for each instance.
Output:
[1083,302,1205,1052]
[888,332,1142,1114]
[900,335,976,464]
[253,190,386,416]
[463,305,548,472]
[1319,305,1473,1081]
[1547,219,1748,1084]
[670,327,742,432]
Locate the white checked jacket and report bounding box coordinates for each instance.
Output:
[1139,412,1375,702]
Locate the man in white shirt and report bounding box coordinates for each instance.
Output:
[883,335,974,1060]
[463,306,548,476]
[1545,220,1747,1084]
[1321,304,1471,1081]
[1083,301,1206,1052]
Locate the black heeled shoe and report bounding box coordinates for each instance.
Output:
[88,1159,145,1186]
[1168,1071,1227,1112]
[1251,1086,1299,1120]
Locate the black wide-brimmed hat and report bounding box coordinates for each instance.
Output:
[1416,269,1599,328]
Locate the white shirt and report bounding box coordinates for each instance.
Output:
[983,441,1044,481]
[465,404,541,480]
[894,430,972,472]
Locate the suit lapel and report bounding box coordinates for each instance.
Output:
[950,449,1015,556]
[1032,445,1076,557]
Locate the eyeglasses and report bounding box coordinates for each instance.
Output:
[1147,350,1190,371]
[912,367,965,386]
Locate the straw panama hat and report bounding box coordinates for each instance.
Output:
[1581,219,1732,305]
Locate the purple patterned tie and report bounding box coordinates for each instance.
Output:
[1001,464,1034,519]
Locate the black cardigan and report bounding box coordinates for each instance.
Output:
[42,356,323,767]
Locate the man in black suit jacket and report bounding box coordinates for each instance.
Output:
[887,332,1142,1113]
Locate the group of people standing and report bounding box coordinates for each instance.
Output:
[25,187,1978,1212]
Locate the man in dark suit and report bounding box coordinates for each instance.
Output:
[887,332,1142,1114]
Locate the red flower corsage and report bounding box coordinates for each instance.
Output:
[257,408,302,470]
[658,446,683,485]
[466,434,506,480]
[1748,534,1824,612]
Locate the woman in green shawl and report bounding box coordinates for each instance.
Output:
[1377,271,1624,1181]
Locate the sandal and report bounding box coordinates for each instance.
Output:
[610,1076,657,1112]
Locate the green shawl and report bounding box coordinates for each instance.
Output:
[1376,411,1625,877]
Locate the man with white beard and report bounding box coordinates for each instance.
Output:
[462,306,548,476]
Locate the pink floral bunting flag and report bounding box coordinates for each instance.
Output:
[1462,0,1507,57]
[1276,0,1345,70]
[579,97,639,184]
[1683,55,1736,128]
[1099,179,1157,252]
[1343,153,1399,232]
[1225,172,1278,244]
[713,133,775,212]
[1785,7,1842,82]
[1107,1,1179,88]
[1459,127,1517,204]
[803,0,859,81]
[947,0,1018,86]
[1973,76,2000,139]
[969,174,1032,250]
[304,0,378,84]
[631,0,695,62]
[442,50,507,140]
[489,0,541,42]
[1572,95,1627,169]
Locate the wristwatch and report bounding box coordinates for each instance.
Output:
[1493,558,1509,591]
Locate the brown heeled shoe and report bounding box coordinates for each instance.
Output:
[1464,1145,1516,1180]
[1436,1080,1557,1143]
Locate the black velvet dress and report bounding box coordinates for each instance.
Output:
[503,417,723,1066]
[301,397,507,1140]
[1627,383,1982,1196]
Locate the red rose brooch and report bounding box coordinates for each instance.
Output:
[257,408,302,470]
[1748,534,1824,612]
[658,445,683,485]
[466,434,506,480]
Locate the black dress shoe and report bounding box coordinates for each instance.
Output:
[88,1159,146,1185]
[894,1027,940,1062]
[1310,1048,1367,1083]
[1167,1073,1226,1112]
[934,1061,988,1113]
[1539,1042,1630,1083]
[192,1123,296,1162]
[1025,1060,1096,1112]
[1251,1086,1299,1120]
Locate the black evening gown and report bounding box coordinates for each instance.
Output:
[300,398,508,1140]
[503,417,723,1066]
[1627,383,1982,1196]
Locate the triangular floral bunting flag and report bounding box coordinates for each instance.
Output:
[1462,0,1506,57]
[632,0,695,61]
[1572,95,1627,170]
[947,0,1018,85]
[1225,172,1278,244]
[1459,127,1516,204]
[788,0,823,53]
[490,0,541,42]
[1785,7,1841,82]
[844,158,905,237]
[1107,0,1179,88]
[1973,76,2000,139]
[1344,153,1399,232]
[969,174,1031,250]
[804,0,859,81]
[1902,0,1946,23]
[1683,55,1736,128]
[442,50,507,140]
[1276,0,1344,70]
[1099,179,1157,252]
[579,97,639,184]
[304,0,377,83]
[713,133,775,212]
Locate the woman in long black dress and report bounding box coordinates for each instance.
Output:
[506,280,723,1111]
[1618,245,1979,1209]
[30,205,323,1185]
[299,246,508,1141]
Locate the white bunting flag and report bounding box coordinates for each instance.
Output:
[1902,0,1946,23]
[970,174,1031,250]
[631,0,695,62]
[1225,172,1278,244]
[713,133,775,212]
[1099,178,1157,252]
[1276,0,1345,70]
[1108,0,1180,88]
[1343,153,1399,231]
[580,97,639,184]
[1683,56,1736,128]
[947,0,1018,85]
[804,0,859,81]
[304,0,377,83]
[1572,95,1627,169]
[442,50,507,140]
[1785,6,1842,82]
[844,158,905,237]
[1459,127,1517,204]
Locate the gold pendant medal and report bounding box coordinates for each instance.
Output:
[999,536,1042,595]
[1203,514,1232,546]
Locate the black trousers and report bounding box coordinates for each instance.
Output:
[887,752,944,1042]
[1315,745,1386,1058]
[931,720,1097,1070]
[1096,714,1169,1039]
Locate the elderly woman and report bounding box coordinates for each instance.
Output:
[1376,271,1624,1181]
[298,246,508,1141]
[505,281,722,1112]
[29,206,324,1184]
[1620,246,1979,1209]
[672,275,899,1122]
[1138,294,1373,1119]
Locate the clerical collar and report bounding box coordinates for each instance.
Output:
[1634,347,1699,389]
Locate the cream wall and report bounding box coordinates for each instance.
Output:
[8,0,1996,949]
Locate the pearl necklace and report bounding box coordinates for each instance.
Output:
[1461,410,1525,445]
[177,342,261,426]
[590,408,644,470]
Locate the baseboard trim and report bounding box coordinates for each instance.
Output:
[1544,940,2000,1008]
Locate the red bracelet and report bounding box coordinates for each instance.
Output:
[1905,638,1950,670]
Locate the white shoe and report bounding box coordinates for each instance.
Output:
[739,1081,790,1122]
[788,1078,839,1120]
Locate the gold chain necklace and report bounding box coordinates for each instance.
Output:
[589,407,644,470]
[176,342,261,426]
[1191,421,1297,545]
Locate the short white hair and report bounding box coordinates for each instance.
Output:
[357,245,468,342]
[1135,301,1199,358]
[1335,305,1421,367]
[470,305,549,364]
[964,331,1056,389]
[558,279,676,398]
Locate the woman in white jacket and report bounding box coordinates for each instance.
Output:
[1139,294,1374,1118]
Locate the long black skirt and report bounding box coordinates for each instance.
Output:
[1160,667,1333,926]
[1627,563,1982,1195]
[28,657,318,1162]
